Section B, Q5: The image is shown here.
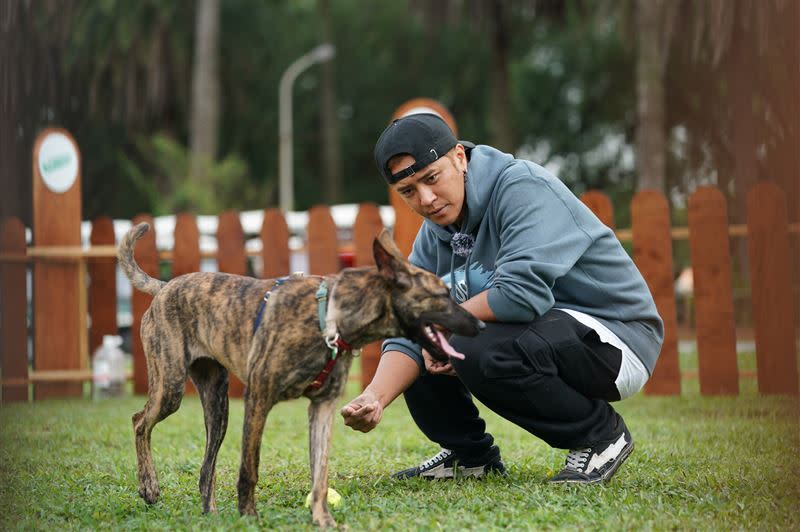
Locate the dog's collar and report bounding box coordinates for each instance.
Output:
[306,280,352,393]
[315,280,353,354]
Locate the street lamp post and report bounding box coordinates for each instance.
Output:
[278,43,336,212]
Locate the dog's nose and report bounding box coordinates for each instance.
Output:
[476,319,486,331]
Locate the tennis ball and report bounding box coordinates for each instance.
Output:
[304,487,342,508]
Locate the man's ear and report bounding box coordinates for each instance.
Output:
[373,230,412,289]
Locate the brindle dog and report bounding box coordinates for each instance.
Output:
[119,223,483,527]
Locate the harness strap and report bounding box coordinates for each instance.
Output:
[252,277,287,334]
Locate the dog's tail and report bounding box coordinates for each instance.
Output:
[118,222,165,296]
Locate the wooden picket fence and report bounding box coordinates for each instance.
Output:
[1,184,798,402]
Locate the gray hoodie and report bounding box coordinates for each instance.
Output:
[383,145,664,375]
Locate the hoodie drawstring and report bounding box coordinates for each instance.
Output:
[464,250,473,299]
[448,252,457,300]
[448,235,475,302]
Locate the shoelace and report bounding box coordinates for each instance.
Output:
[564,448,591,471]
[420,448,453,470]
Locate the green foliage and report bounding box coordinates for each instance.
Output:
[510,4,637,223]
[1,372,798,530]
[127,133,266,215]
[36,0,641,217]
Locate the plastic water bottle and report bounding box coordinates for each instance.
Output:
[92,335,126,399]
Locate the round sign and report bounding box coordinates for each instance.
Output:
[391,98,458,135]
[38,132,79,193]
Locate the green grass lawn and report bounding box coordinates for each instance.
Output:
[1,355,798,530]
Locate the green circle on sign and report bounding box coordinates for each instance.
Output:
[38,133,78,193]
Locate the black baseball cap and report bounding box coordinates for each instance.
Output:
[374,113,474,183]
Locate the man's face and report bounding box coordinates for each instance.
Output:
[389,145,467,227]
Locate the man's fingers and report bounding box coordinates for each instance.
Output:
[341,399,380,431]
[428,361,456,376]
[352,416,375,432]
[344,403,381,432]
[341,398,375,416]
[353,403,375,416]
[358,409,381,432]
[429,362,453,374]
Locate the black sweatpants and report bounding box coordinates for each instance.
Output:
[403,309,624,459]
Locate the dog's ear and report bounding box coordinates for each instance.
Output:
[375,229,406,261]
[373,230,411,289]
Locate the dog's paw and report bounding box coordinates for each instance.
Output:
[312,510,337,528]
[138,484,160,505]
[238,503,258,517]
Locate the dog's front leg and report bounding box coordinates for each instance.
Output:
[237,385,274,517]
[308,398,338,528]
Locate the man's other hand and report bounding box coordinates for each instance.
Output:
[423,348,457,376]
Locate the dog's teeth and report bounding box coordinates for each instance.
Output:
[424,325,436,342]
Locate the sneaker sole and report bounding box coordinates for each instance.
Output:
[549,441,635,485]
[419,464,504,480]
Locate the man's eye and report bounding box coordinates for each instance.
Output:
[400,189,414,197]
[425,174,438,184]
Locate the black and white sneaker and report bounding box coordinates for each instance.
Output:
[392,446,507,480]
[549,426,634,484]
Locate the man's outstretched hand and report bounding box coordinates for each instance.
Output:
[340,389,383,432]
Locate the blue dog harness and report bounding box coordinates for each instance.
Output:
[252,277,287,335]
[252,276,352,393]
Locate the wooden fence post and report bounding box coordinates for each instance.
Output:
[746,182,799,395]
[353,203,385,390]
[131,214,157,395]
[89,217,117,356]
[632,190,680,395]
[261,208,290,278]
[389,191,421,258]
[173,213,200,393]
[687,187,739,395]
[1,217,29,402]
[173,213,200,278]
[216,210,246,397]
[32,128,84,398]
[307,205,339,275]
[580,190,616,229]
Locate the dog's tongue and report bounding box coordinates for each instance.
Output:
[435,330,465,360]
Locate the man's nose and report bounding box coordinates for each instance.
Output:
[418,186,436,205]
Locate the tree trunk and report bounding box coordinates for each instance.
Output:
[0,1,24,223]
[189,0,220,192]
[729,14,758,282]
[319,0,341,204]
[635,0,665,192]
[488,0,514,153]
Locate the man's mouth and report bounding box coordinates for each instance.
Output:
[427,205,447,217]
[422,323,464,360]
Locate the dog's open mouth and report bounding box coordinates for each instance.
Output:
[422,323,465,361]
